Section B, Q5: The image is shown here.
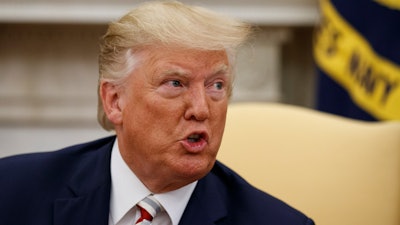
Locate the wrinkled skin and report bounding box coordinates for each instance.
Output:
[100,46,231,193]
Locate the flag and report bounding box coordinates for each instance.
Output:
[314,0,400,121]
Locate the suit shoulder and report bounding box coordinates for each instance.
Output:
[0,136,115,180]
[210,161,314,224]
[0,136,115,224]
[1,136,114,161]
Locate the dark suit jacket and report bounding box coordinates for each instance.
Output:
[0,136,314,225]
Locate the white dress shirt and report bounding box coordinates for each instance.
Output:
[108,139,197,225]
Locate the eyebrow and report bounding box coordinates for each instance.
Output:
[157,63,229,81]
[212,64,229,75]
[161,67,189,77]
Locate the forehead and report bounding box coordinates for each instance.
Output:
[139,46,230,75]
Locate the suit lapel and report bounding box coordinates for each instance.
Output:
[53,137,115,225]
[53,183,110,225]
[178,171,228,225]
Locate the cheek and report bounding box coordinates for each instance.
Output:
[120,95,156,133]
[126,97,182,136]
[210,103,228,142]
[213,101,228,123]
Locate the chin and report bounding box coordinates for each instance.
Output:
[176,157,216,180]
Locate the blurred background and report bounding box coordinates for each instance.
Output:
[1,0,399,157]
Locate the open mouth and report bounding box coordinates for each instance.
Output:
[187,133,204,143]
[181,132,209,152]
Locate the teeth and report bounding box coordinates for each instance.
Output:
[188,134,201,142]
[189,134,201,138]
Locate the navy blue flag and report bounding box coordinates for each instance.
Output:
[314,0,400,121]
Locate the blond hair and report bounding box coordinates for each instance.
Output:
[98,0,251,130]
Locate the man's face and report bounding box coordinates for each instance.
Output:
[115,46,230,192]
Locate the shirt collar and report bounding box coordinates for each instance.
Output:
[109,138,197,225]
[154,181,197,225]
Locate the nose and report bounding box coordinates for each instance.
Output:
[184,86,210,121]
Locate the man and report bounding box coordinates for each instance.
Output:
[0,1,314,225]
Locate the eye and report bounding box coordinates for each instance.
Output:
[169,80,182,87]
[213,81,224,90]
[157,79,185,98]
[206,80,227,100]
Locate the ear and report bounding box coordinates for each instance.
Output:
[100,80,123,126]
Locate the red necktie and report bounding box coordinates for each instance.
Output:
[135,195,163,224]
[136,205,153,223]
